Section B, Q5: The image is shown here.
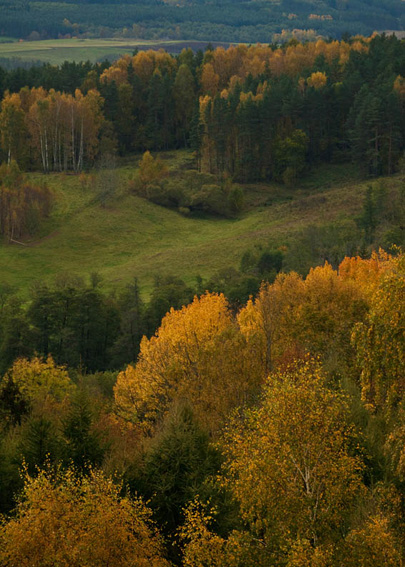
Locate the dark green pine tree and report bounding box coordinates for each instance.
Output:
[161,72,176,150]
[348,80,402,176]
[98,79,119,123]
[0,375,28,425]
[145,71,166,150]
[28,283,57,358]
[116,83,136,154]
[379,87,403,175]
[358,185,377,244]
[111,278,145,366]
[19,415,61,473]
[143,276,194,337]
[139,405,221,562]
[0,295,32,375]
[210,94,231,175]
[62,388,105,470]
[236,96,261,181]
[189,101,204,171]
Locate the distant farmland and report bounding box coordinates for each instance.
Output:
[0,38,230,65]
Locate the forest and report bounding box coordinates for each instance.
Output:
[0,252,404,565]
[0,0,403,42]
[1,34,404,179]
[0,34,404,565]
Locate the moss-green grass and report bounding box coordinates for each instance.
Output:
[1,152,401,297]
[0,38,223,65]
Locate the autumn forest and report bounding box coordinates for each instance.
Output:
[0,33,404,566]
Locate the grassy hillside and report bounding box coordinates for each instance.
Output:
[2,151,402,296]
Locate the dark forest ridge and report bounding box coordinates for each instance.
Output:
[0,0,403,43]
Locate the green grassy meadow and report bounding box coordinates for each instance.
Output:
[0,38,224,65]
[1,151,397,297]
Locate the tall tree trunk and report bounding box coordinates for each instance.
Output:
[71,105,76,173]
[78,116,84,172]
[39,128,46,173]
[44,127,49,173]
[387,126,392,175]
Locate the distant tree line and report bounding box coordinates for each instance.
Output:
[0,0,403,42]
[0,34,404,178]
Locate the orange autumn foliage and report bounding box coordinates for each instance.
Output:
[114,293,264,433]
[0,466,169,567]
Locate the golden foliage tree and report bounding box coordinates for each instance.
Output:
[201,64,220,97]
[238,271,305,373]
[341,515,401,567]
[238,262,367,373]
[307,71,328,89]
[198,39,368,95]
[295,262,367,357]
[352,253,405,411]
[0,161,52,241]
[27,88,103,173]
[0,91,28,165]
[138,150,169,197]
[181,501,257,567]
[1,86,105,173]
[339,249,392,298]
[0,466,170,567]
[114,293,264,433]
[100,54,131,85]
[218,359,363,558]
[5,355,74,405]
[181,359,365,566]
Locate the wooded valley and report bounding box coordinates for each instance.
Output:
[0,34,404,566]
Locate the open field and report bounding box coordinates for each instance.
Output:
[0,38,229,65]
[2,151,399,297]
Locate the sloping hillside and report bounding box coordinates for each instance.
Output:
[1,154,403,295]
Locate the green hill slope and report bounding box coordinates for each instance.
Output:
[1,154,403,296]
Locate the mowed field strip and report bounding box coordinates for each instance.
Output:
[0,38,229,64]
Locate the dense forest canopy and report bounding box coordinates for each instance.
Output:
[1,35,404,181]
[0,0,403,42]
[0,252,404,566]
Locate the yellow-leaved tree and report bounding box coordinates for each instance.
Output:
[0,466,170,567]
[338,249,392,299]
[221,358,363,549]
[351,252,405,411]
[0,161,52,241]
[237,271,305,373]
[181,359,365,566]
[114,292,264,433]
[4,355,74,405]
[307,71,328,89]
[341,515,401,567]
[238,262,367,373]
[138,150,169,198]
